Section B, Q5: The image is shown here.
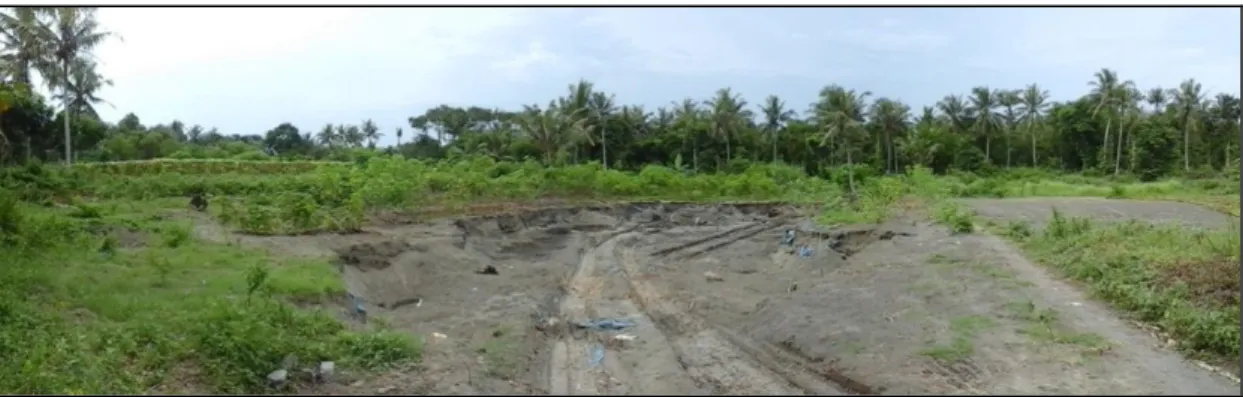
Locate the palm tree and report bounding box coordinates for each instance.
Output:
[0,7,50,88]
[35,7,112,164]
[587,91,617,168]
[1172,78,1205,171]
[1208,94,1241,167]
[812,85,870,194]
[869,98,910,173]
[760,95,796,163]
[1145,87,1168,115]
[997,90,1021,167]
[968,87,1000,163]
[395,127,403,146]
[360,119,379,147]
[936,94,969,135]
[1087,68,1134,169]
[1115,86,1142,174]
[515,103,584,165]
[704,87,750,165]
[52,57,109,120]
[672,98,703,171]
[316,124,336,148]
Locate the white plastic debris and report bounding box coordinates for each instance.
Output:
[266,369,288,388]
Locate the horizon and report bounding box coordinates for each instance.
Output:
[64,7,1241,145]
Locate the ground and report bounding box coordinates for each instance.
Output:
[178,198,1238,395]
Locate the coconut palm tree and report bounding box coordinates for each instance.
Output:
[316,124,336,148]
[35,7,112,164]
[704,87,751,165]
[968,86,1001,163]
[760,94,796,163]
[869,98,910,173]
[360,119,379,147]
[812,85,870,194]
[0,7,51,88]
[997,90,1021,167]
[1172,78,1205,171]
[936,94,969,135]
[52,57,109,120]
[672,98,703,172]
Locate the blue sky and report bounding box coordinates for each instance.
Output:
[88,7,1239,146]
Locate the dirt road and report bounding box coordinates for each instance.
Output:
[186,199,1239,395]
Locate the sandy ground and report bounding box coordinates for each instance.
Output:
[183,199,1240,395]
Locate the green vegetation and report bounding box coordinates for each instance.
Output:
[1003,210,1241,365]
[0,5,1238,394]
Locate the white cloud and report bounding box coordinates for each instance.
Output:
[90,8,553,130]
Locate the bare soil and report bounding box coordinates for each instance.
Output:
[182,199,1239,395]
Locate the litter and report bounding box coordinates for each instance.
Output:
[780,229,796,246]
[575,318,636,331]
[798,246,814,258]
[613,334,635,342]
[589,344,605,367]
[431,332,447,339]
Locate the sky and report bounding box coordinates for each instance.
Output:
[86,7,1240,146]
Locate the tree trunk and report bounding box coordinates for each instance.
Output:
[1005,125,1012,168]
[984,129,991,164]
[600,127,608,170]
[1101,117,1112,170]
[1030,120,1039,167]
[1114,118,1125,175]
[771,129,779,163]
[1183,118,1191,171]
[692,135,699,173]
[62,61,72,165]
[846,148,856,195]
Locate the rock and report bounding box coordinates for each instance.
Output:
[378,386,397,394]
[267,369,288,389]
[476,265,499,275]
[704,271,724,282]
[314,361,335,383]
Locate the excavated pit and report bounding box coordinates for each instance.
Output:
[317,201,1238,396]
[326,203,900,395]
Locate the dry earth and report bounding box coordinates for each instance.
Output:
[183,199,1240,395]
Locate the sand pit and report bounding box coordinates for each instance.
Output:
[189,200,1239,395]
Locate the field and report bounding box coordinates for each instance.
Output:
[1,157,1239,395]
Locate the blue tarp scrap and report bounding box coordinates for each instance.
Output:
[798,246,814,258]
[575,318,635,331]
[780,229,796,246]
[588,344,605,367]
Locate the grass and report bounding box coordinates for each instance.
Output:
[1004,300,1111,353]
[3,157,1240,392]
[0,197,420,394]
[476,324,523,380]
[919,315,997,362]
[1006,209,1240,365]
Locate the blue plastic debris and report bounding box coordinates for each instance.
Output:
[589,344,605,367]
[798,246,814,258]
[346,293,368,323]
[347,293,367,314]
[780,229,796,246]
[575,318,636,331]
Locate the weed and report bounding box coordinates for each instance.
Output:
[919,315,997,362]
[933,201,975,234]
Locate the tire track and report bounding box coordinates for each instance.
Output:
[550,215,861,395]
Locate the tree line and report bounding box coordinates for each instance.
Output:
[1,7,1238,182]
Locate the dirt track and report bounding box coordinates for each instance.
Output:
[187,199,1240,395]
